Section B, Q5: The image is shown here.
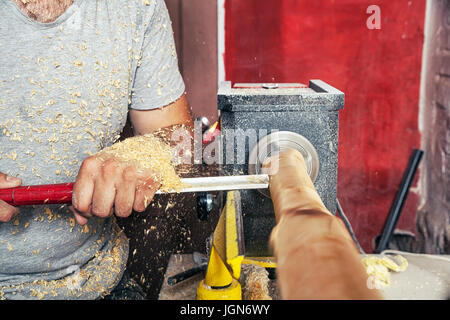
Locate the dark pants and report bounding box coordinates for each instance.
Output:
[102,271,146,300]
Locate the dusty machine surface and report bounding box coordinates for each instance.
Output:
[218,80,344,256]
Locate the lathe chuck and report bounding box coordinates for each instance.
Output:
[248,131,320,197]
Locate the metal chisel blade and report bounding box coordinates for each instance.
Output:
[155,174,269,194]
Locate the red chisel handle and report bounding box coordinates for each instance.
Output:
[0,183,74,206]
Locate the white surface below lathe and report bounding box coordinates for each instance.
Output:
[375,251,450,300]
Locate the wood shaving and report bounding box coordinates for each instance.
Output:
[96,133,184,192]
[0,230,127,300]
[362,254,408,287]
[241,264,272,300]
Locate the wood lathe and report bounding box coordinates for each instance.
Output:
[161,80,346,300]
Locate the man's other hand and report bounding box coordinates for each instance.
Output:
[0,172,22,223]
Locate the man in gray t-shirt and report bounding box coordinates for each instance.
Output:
[0,0,192,299]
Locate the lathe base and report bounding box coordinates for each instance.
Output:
[159,253,450,300]
[158,254,279,300]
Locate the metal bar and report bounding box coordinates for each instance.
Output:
[374,149,424,254]
[158,174,269,194]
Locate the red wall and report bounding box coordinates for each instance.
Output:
[224,0,426,252]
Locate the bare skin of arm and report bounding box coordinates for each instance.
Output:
[129,93,193,136]
[71,94,193,225]
[268,149,383,300]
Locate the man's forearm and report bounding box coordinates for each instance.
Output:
[129,94,193,136]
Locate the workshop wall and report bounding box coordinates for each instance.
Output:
[165,0,218,122]
[417,0,450,254]
[224,0,426,252]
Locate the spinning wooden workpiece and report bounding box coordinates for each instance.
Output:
[197,149,382,300]
[268,150,382,299]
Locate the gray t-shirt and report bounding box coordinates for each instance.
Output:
[0,0,185,299]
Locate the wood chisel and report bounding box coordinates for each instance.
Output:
[0,174,269,206]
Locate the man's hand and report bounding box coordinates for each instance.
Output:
[71,157,160,225]
[71,94,193,226]
[0,172,22,223]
